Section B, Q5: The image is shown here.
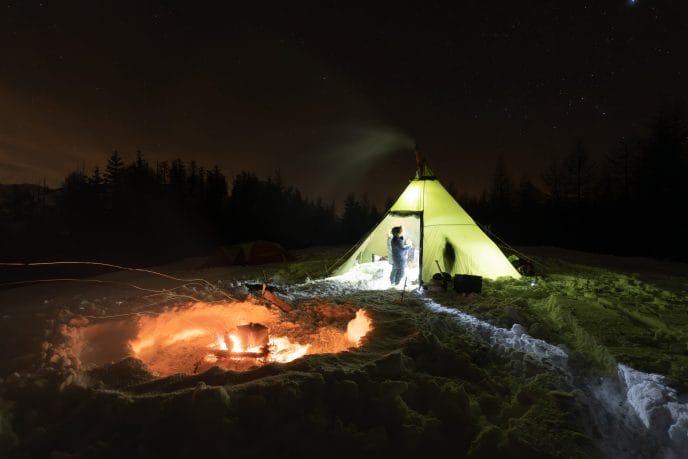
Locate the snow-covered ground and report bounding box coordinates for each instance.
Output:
[285,256,688,458]
[1,246,687,457]
[423,295,688,458]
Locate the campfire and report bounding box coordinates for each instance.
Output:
[118,302,372,376]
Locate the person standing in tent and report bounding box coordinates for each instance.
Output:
[389,226,412,286]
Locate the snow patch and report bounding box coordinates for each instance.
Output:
[421,298,569,367]
[619,364,688,455]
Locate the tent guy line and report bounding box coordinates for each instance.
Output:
[0,260,236,301]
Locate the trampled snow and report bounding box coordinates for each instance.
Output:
[285,260,419,298]
[421,298,569,368]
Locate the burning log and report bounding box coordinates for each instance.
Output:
[244,282,293,314]
[211,348,269,359]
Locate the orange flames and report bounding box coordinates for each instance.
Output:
[346,309,373,345]
[208,331,310,364]
[127,301,372,376]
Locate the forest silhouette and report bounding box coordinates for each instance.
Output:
[1,102,687,269]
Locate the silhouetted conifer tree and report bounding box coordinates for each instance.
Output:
[169,159,187,197]
[105,150,125,186]
[205,166,228,204]
[636,102,688,204]
[89,167,104,187]
[341,194,365,243]
[156,161,169,185]
[87,166,106,224]
[489,156,514,212]
[339,194,378,244]
[486,156,515,238]
[634,100,688,257]
[603,139,638,203]
[514,176,544,243]
[59,171,91,230]
[542,157,565,204]
[562,140,595,206]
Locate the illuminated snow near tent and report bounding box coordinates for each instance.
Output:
[330,260,419,291]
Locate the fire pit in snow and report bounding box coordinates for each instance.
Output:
[62,301,373,377]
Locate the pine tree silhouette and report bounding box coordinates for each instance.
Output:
[105,150,125,186]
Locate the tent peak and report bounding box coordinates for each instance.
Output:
[414,144,436,180]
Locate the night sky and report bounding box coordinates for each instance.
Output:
[2,1,687,207]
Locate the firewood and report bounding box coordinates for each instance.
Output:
[262,290,293,313]
[210,348,269,359]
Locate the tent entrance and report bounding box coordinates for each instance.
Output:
[370,212,423,260]
[342,212,422,288]
[386,213,422,286]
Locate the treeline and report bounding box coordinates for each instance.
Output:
[2,102,686,264]
[0,152,380,264]
[457,101,688,261]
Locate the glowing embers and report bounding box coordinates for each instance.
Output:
[128,301,372,376]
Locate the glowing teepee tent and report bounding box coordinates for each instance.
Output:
[334,155,520,284]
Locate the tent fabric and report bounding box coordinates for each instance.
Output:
[203,240,295,267]
[334,170,520,282]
